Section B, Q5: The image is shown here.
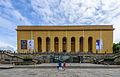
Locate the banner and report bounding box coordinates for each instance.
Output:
[21,40,27,49]
[96,40,103,49]
[28,40,34,50]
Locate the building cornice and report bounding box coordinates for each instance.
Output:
[16,25,114,31]
[16,29,114,31]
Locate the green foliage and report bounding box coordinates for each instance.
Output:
[24,57,32,60]
[4,58,10,61]
[104,57,113,59]
[113,42,120,53]
[0,50,13,53]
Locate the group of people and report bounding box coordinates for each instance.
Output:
[58,61,66,70]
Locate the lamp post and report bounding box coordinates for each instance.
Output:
[119,44,120,54]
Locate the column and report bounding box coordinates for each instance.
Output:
[75,37,79,52]
[93,38,96,53]
[50,37,54,52]
[67,37,71,52]
[17,39,20,53]
[33,37,37,53]
[59,37,62,52]
[34,31,38,53]
[84,36,88,52]
[42,37,46,52]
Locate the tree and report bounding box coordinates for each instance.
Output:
[113,42,120,53]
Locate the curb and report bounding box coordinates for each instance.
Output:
[1,65,120,69]
[0,66,14,69]
[13,66,120,69]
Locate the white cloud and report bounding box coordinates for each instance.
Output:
[0,0,31,25]
[0,0,119,53]
[0,0,13,8]
[12,10,31,24]
[110,16,120,43]
[0,0,31,51]
[0,17,16,31]
[0,17,17,51]
[0,41,16,51]
[31,0,120,43]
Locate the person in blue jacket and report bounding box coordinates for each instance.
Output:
[59,61,62,70]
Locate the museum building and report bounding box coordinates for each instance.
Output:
[16,25,114,53]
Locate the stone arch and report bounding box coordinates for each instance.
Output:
[71,37,75,52]
[46,37,50,52]
[63,37,67,52]
[88,37,93,52]
[38,37,42,52]
[80,37,84,52]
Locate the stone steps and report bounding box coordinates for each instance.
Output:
[1,52,38,64]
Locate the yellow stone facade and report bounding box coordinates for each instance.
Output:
[16,25,114,53]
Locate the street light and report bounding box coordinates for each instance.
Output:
[119,44,120,53]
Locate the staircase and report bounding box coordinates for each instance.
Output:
[0,52,38,64]
[98,54,120,64]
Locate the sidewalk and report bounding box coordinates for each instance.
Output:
[1,63,120,69]
[0,64,14,69]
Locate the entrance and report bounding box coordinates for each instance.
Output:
[46,37,50,52]
[63,37,67,52]
[80,37,84,52]
[71,37,75,52]
[38,37,42,52]
[54,37,59,52]
[88,37,93,52]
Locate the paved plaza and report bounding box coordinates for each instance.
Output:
[0,63,120,77]
[0,68,120,77]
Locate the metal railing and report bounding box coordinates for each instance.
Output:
[0,50,117,56]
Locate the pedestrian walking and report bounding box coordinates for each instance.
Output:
[62,62,66,71]
[59,61,62,70]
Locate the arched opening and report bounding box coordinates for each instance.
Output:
[46,37,50,52]
[63,37,67,52]
[38,37,42,52]
[71,37,75,52]
[54,37,59,52]
[88,37,93,52]
[80,37,84,52]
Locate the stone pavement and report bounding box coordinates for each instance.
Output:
[0,64,14,69]
[1,63,120,69]
[34,63,104,66]
[0,68,120,77]
[0,63,120,77]
[14,63,120,68]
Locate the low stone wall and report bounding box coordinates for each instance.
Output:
[0,52,119,64]
[14,53,116,63]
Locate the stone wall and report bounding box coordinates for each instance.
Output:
[0,52,117,64]
[16,53,115,63]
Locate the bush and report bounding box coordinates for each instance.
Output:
[104,57,115,61]
[113,43,120,53]
[23,57,32,61]
[4,58,10,61]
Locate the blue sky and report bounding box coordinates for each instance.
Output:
[0,0,120,51]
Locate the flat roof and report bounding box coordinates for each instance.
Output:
[16,25,114,31]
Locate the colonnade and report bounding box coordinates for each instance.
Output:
[38,37,93,52]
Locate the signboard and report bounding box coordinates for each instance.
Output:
[96,40,103,49]
[28,40,34,50]
[21,40,27,49]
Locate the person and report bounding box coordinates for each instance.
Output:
[93,58,96,63]
[62,62,66,70]
[59,61,62,70]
